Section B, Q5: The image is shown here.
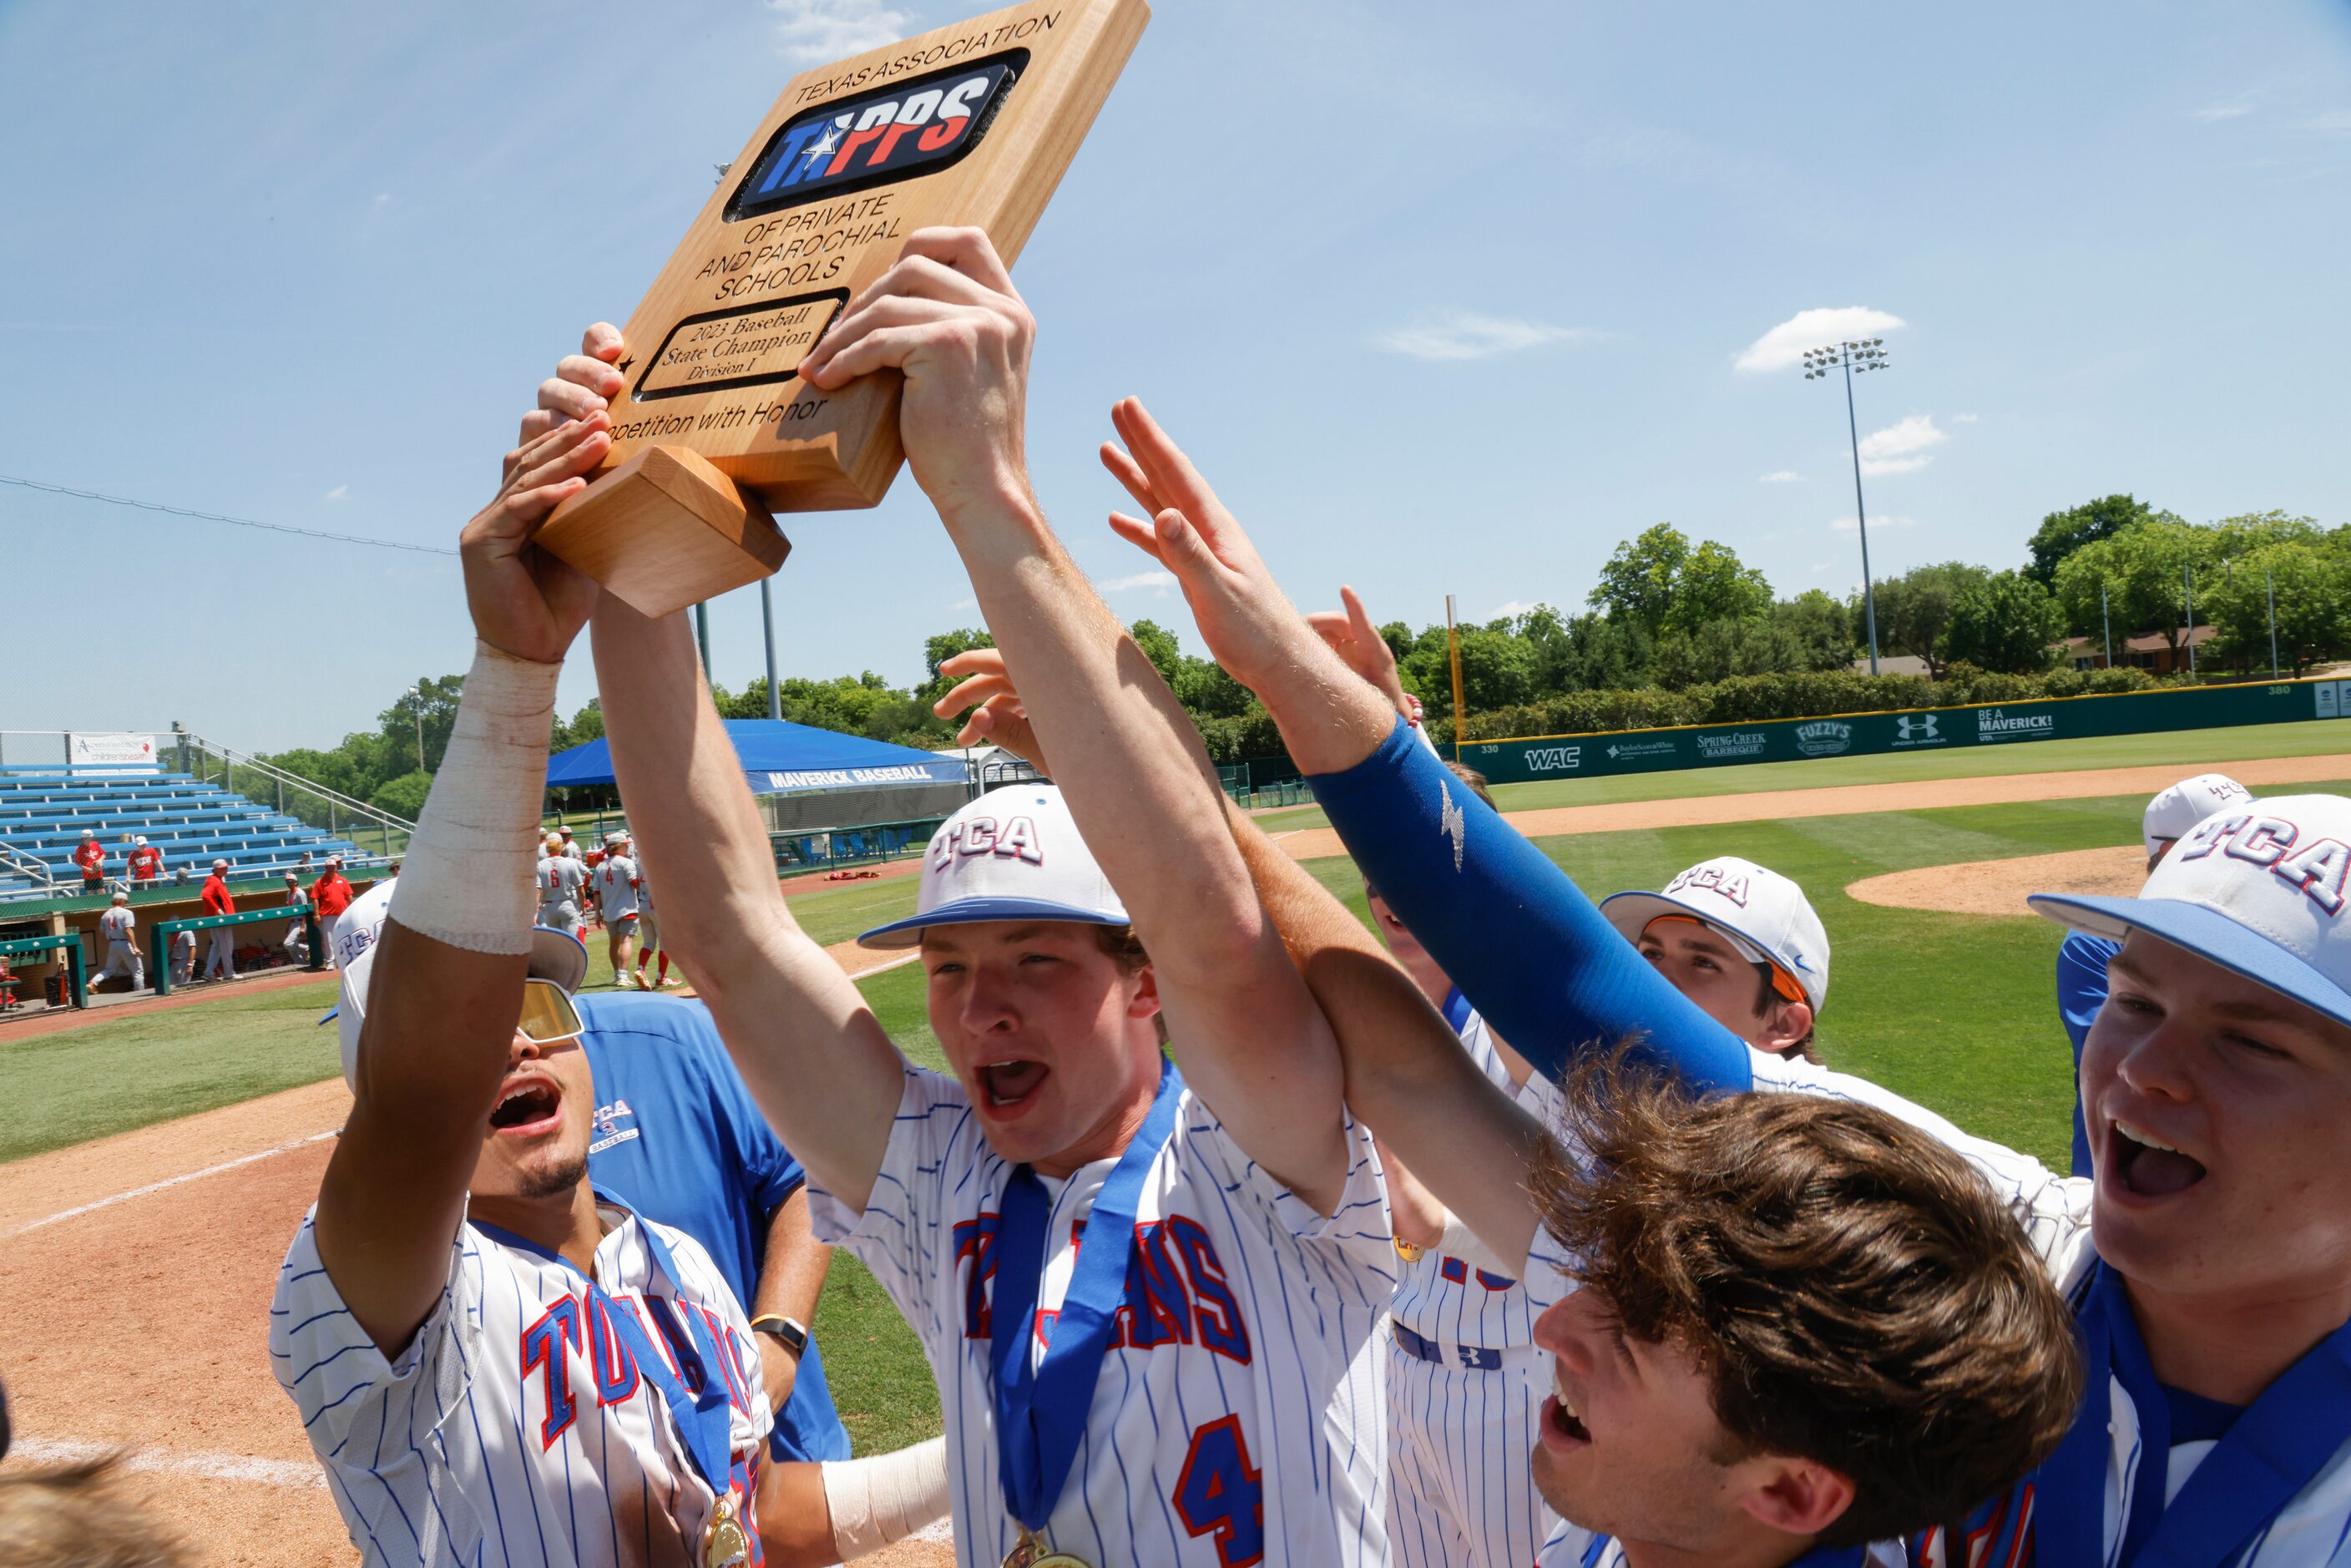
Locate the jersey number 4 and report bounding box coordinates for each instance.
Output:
[1174,1415,1265,1567]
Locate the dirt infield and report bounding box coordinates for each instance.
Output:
[1271,752,2351,860]
[1848,844,2149,918]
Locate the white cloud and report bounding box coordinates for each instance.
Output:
[324,483,348,501]
[1952,412,1979,423]
[1488,599,1540,620]
[1373,311,1595,362]
[768,0,912,63]
[1856,414,1949,476]
[1097,570,1176,594]
[1830,514,1922,534]
[2195,92,2262,122]
[1734,306,1905,373]
[2307,109,2351,137]
[948,594,977,610]
[1757,470,1803,484]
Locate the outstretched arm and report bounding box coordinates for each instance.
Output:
[1100,404,1753,1095]
[591,597,906,1213]
[532,327,906,1213]
[804,228,1352,1211]
[315,412,607,1353]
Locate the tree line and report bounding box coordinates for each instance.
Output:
[261,491,2341,806]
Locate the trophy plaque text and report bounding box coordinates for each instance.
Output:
[540,0,1150,618]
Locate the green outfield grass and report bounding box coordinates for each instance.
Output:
[1252,716,2351,831]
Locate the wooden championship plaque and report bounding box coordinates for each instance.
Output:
[538,0,1150,618]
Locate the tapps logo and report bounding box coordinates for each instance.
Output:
[1795,721,1852,757]
[729,53,1024,220]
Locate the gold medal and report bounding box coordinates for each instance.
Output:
[1003,1525,1091,1568]
[702,1495,751,1568]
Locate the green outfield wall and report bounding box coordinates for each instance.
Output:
[1458,675,2351,785]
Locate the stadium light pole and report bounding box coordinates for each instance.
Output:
[1801,339,1891,675]
[404,685,425,774]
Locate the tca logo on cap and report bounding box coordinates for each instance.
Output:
[729,53,1022,220]
[933,815,1046,873]
[2177,811,2351,915]
[1665,863,1751,908]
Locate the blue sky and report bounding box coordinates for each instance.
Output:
[3,0,2347,752]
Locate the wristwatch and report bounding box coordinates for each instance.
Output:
[751,1314,811,1358]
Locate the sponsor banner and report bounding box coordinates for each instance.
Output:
[66,731,159,771]
[1465,679,2318,785]
[1793,720,1853,756]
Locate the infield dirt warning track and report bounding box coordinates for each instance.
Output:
[5,749,2349,1565]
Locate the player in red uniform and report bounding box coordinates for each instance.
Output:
[199,859,238,983]
[126,836,163,885]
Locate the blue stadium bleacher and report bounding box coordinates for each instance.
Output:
[0,771,380,898]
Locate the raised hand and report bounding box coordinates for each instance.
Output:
[798,228,1034,518]
[1304,585,1411,721]
[1099,397,1311,694]
[1100,398,1398,776]
[463,400,608,666]
[930,647,1049,774]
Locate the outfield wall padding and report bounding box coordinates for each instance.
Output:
[1459,676,2351,786]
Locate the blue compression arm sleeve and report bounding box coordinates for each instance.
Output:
[1309,716,1753,1094]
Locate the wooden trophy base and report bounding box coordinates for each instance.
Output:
[536,445,791,620]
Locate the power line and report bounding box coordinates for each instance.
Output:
[0,473,458,557]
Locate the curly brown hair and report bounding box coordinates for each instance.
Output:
[1528,1049,2081,1547]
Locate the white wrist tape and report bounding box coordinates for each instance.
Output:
[823,1435,950,1560]
[386,640,560,956]
[1438,1208,1517,1281]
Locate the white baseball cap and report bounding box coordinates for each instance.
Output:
[2143,772,2253,857]
[321,877,592,1087]
[134,835,147,846]
[2034,795,2351,1029]
[857,784,1128,949]
[1600,856,1832,1013]
[80,829,94,838]
[212,857,230,870]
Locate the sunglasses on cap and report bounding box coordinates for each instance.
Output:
[518,977,584,1045]
[1642,914,1806,1006]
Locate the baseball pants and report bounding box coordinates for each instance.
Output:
[98,939,144,990]
[1385,1333,1560,1568]
[538,900,582,935]
[203,929,236,981]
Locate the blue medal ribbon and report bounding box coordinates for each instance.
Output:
[2031,1260,2351,1566]
[989,1057,1185,1535]
[478,1196,740,1499]
[1440,984,1474,1037]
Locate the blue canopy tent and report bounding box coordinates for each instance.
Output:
[546,719,968,794]
[548,721,972,867]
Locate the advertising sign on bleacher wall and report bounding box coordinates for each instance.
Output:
[65,731,159,772]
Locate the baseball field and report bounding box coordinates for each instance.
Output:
[7,718,2351,1565]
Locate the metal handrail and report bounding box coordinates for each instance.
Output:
[178,731,417,832]
[0,839,55,889]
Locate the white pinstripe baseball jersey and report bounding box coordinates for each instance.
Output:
[807,1064,1396,1568]
[270,1201,772,1567]
[1388,1009,1538,1349]
[1384,1005,1557,1568]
